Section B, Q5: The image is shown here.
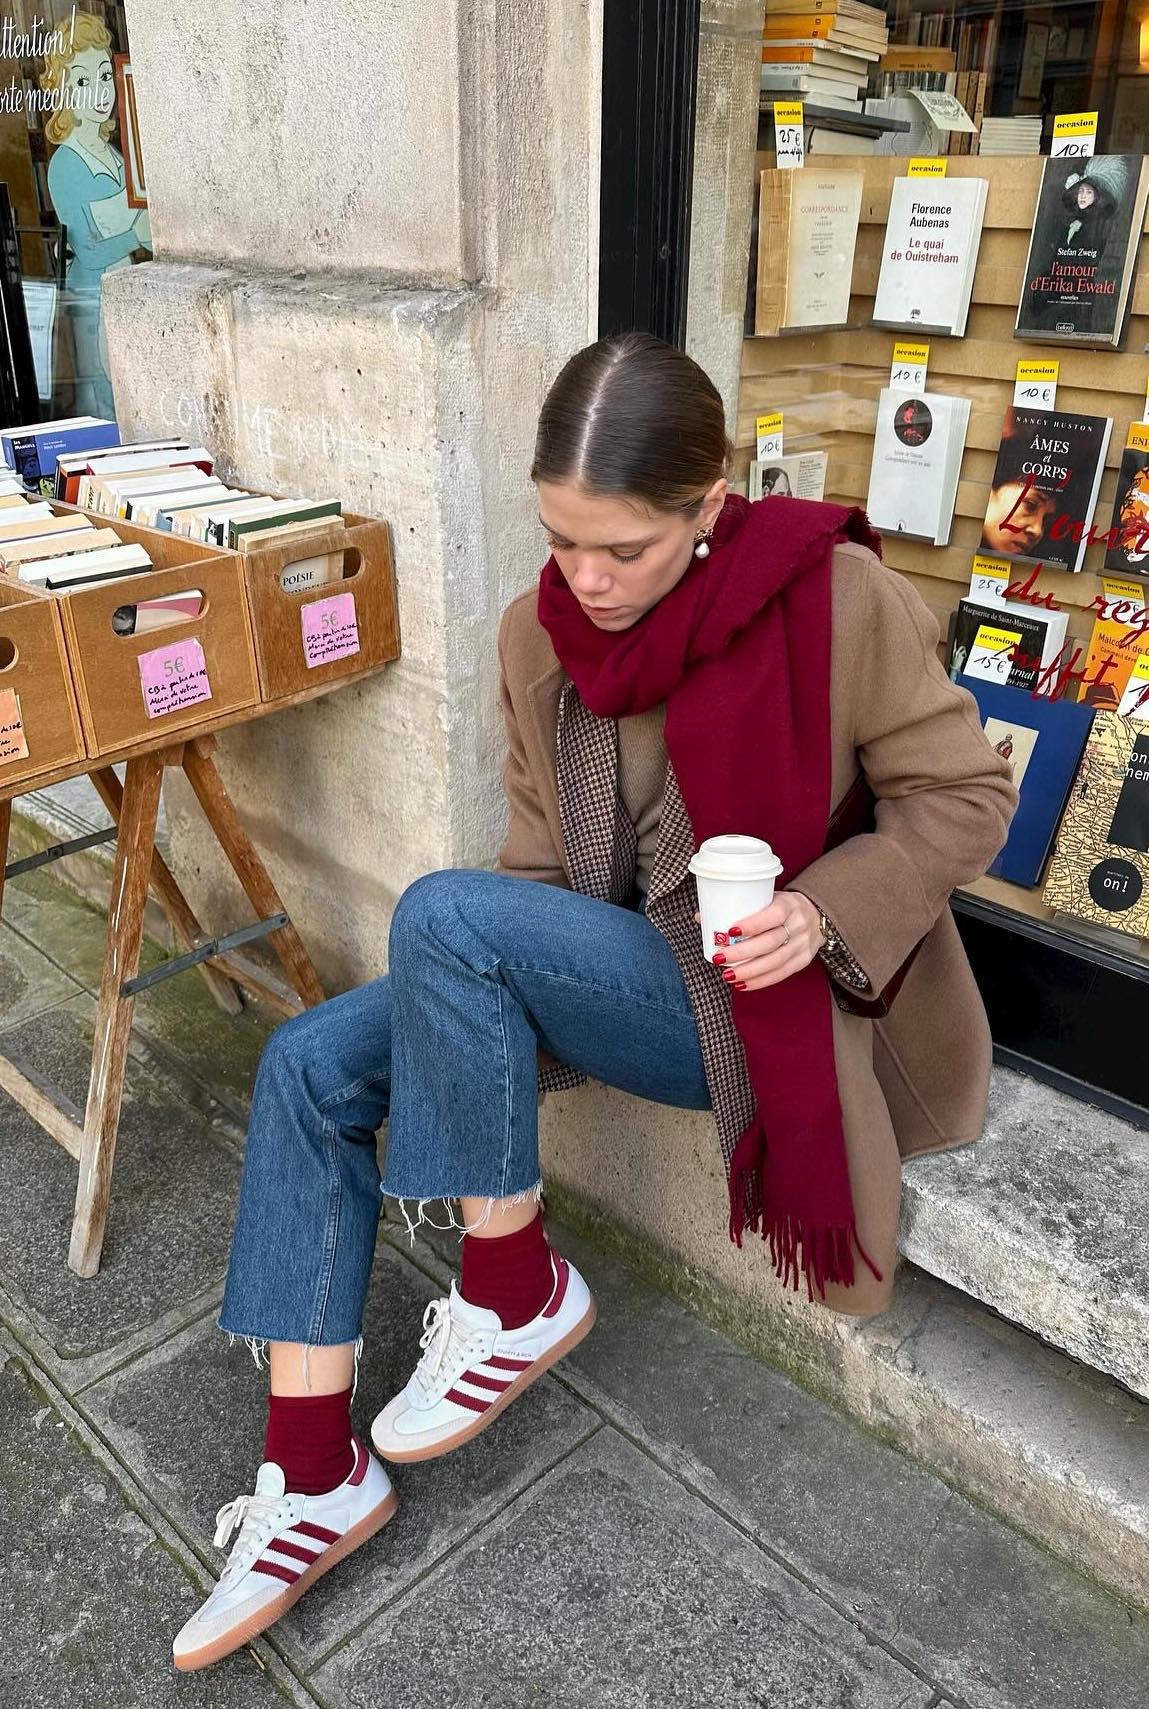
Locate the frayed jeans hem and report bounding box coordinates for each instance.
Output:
[381,1179,544,1245]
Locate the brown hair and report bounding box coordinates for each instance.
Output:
[531,331,732,516]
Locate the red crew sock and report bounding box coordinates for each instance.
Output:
[461,1211,554,1330]
[264,1387,355,1496]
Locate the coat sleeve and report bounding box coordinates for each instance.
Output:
[491,604,571,890]
[791,558,1019,993]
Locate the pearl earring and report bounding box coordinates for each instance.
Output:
[693,529,712,559]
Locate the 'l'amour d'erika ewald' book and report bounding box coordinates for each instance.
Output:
[960,675,1095,887]
[871,176,988,337]
[1043,712,1149,935]
[979,407,1112,575]
[865,387,970,545]
[1016,155,1149,349]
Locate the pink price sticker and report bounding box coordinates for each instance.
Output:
[0,686,28,764]
[301,591,360,669]
[138,637,213,719]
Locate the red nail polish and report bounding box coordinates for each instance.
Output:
[722,969,736,982]
[712,953,726,965]
[729,926,743,937]
[734,981,747,990]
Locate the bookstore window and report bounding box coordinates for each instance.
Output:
[0,3,149,425]
[702,0,1149,1101]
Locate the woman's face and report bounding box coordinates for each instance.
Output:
[67,48,116,125]
[982,480,1055,556]
[537,477,727,630]
[1075,182,1096,210]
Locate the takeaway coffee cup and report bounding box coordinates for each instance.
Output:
[688,835,784,959]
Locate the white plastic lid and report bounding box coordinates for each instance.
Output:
[687,834,783,882]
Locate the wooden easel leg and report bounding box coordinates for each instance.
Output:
[0,797,11,920]
[68,751,164,1278]
[181,737,326,1009]
[89,766,243,1017]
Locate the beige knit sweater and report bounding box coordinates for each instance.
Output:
[617,701,669,895]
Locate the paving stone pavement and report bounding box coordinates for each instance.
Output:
[2,863,1148,1708]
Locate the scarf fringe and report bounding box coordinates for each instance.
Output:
[728,1160,883,1303]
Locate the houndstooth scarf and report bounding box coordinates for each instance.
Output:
[537,676,756,1165]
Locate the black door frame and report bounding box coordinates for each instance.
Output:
[597,0,702,346]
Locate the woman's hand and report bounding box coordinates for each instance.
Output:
[692,891,824,992]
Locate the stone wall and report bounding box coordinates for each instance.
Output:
[105,0,602,985]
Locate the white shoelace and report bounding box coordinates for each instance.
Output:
[410,1297,475,1401]
[213,1491,293,1580]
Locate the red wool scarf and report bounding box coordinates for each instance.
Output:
[537,492,884,1299]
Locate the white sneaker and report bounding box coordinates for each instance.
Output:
[172,1438,397,1672]
[371,1251,596,1463]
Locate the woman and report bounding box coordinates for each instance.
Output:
[173,333,1016,1670]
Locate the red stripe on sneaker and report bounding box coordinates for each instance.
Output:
[542,1255,570,1319]
[484,1354,532,1372]
[292,1520,340,1544]
[253,1558,300,1584]
[348,1439,368,1487]
[444,1385,491,1413]
[461,1369,513,1395]
[268,1537,323,1565]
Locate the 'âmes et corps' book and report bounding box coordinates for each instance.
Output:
[979,407,1112,575]
[1016,155,1149,350]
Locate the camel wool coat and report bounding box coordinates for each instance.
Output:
[492,539,1019,1315]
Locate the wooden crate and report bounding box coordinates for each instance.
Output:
[0,579,87,791]
[239,515,400,701]
[37,510,260,755]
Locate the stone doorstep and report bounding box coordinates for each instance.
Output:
[901,1066,1149,1403]
[538,1198,1149,1621]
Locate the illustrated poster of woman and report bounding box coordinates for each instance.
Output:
[39,11,152,418]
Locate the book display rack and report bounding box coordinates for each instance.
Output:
[741,149,1149,1119]
[0,499,400,1275]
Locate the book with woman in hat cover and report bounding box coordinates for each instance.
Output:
[1016,155,1149,348]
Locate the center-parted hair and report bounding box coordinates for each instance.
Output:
[531,332,732,515]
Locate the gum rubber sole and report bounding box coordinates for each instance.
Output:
[172,1488,399,1673]
[372,1298,598,1464]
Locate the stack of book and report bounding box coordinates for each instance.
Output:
[761,0,890,114]
[0,492,154,595]
[1,415,120,492]
[977,117,1042,156]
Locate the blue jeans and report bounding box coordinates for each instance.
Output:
[219,869,712,1346]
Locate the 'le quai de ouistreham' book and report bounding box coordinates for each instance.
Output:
[961,675,1095,887]
[1103,423,1149,575]
[979,406,1112,575]
[1016,155,1149,350]
[1043,712,1149,936]
[871,176,988,337]
[754,167,863,336]
[947,596,1069,692]
[865,387,970,544]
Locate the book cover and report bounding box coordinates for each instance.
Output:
[2,420,120,490]
[1016,156,1149,348]
[1078,599,1149,713]
[1042,712,1149,935]
[960,674,1095,886]
[947,598,1059,693]
[979,407,1112,574]
[865,388,970,544]
[755,168,862,336]
[1103,423,1149,575]
[872,177,987,336]
[749,451,828,501]
[224,500,342,548]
